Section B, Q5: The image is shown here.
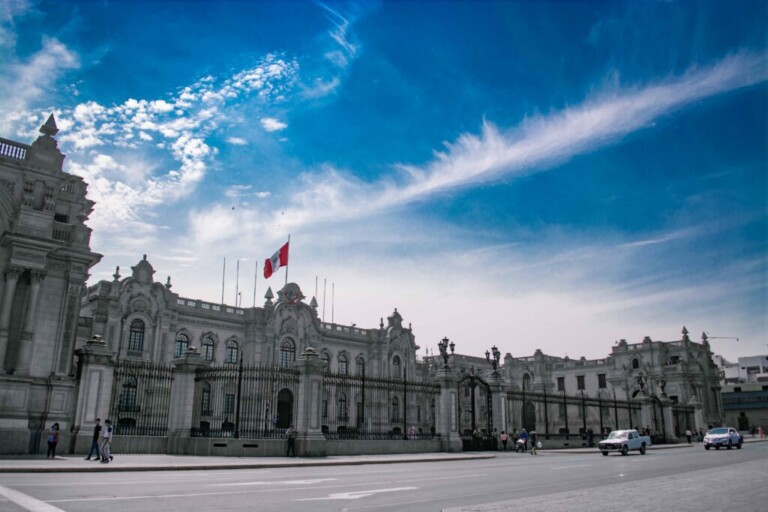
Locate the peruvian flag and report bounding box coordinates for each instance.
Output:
[264,241,289,279]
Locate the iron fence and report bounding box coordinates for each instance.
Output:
[506,389,642,441]
[321,372,441,440]
[672,403,695,436]
[190,362,300,439]
[109,359,174,436]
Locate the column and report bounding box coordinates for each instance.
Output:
[0,267,22,373]
[435,368,462,452]
[659,396,676,442]
[168,348,210,437]
[15,270,45,376]
[72,336,116,453]
[488,372,506,435]
[293,347,326,456]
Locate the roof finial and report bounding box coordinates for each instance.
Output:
[40,114,59,137]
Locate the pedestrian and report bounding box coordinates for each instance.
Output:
[46,422,60,459]
[100,419,113,463]
[286,424,297,457]
[685,428,692,443]
[587,428,594,447]
[520,428,529,451]
[530,430,538,455]
[85,418,102,460]
[500,431,509,451]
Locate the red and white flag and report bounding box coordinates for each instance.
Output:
[264,241,289,279]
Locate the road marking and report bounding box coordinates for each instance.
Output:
[210,478,338,487]
[0,485,67,512]
[551,464,592,470]
[297,487,418,501]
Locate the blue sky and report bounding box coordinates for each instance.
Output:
[1,0,766,362]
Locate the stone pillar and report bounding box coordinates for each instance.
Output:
[489,372,507,436]
[689,396,705,433]
[659,396,677,442]
[435,368,462,452]
[637,394,654,432]
[0,267,22,373]
[168,348,209,437]
[15,271,45,376]
[72,335,115,452]
[293,347,326,456]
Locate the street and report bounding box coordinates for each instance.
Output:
[1,443,767,512]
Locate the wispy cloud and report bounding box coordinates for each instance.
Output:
[228,51,768,239]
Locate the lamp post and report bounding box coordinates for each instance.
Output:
[438,337,455,369]
[485,345,501,374]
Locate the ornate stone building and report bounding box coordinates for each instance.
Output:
[0,116,101,453]
[0,118,724,455]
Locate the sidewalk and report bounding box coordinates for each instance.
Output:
[1,437,764,473]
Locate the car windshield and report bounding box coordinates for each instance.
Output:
[708,428,728,434]
[607,431,628,439]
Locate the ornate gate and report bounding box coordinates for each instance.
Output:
[457,370,494,451]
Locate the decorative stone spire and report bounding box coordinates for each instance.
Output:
[113,266,121,281]
[40,113,59,137]
[165,276,172,289]
[264,286,274,304]
[682,326,690,342]
[309,296,318,309]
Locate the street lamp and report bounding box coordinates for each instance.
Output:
[438,337,455,369]
[485,345,501,373]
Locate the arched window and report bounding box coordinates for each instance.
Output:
[225,340,239,364]
[321,352,330,373]
[392,356,401,379]
[523,373,531,392]
[202,336,214,361]
[119,376,138,412]
[391,396,400,422]
[201,382,211,415]
[128,320,145,352]
[174,333,189,358]
[279,339,296,368]
[632,358,640,369]
[356,358,365,376]
[338,354,348,375]
[337,392,348,421]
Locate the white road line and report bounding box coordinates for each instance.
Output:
[211,478,338,487]
[297,487,418,501]
[0,485,67,512]
[551,464,592,470]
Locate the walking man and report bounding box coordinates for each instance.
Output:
[85,418,101,460]
[286,424,297,457]
[100,419,114,463]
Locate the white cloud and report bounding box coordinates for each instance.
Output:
[227,136,247,145]
[260,117,287,132]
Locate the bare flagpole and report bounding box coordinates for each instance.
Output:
[235,259,240,305]
[332,282,335,324]
[322,278,327,322]
[221,257,226,304]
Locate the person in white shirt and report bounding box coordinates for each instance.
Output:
[100,419,114,463]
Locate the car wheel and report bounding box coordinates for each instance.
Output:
[601,451,608,456]
[639,443,646,455]
[704,445,710,450]
[621,445,628,456]
[715,446,720,450]
[727,441,732,450]
[737,442,742,449]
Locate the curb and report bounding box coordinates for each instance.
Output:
[0,453,496,474]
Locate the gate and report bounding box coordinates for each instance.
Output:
[108,359,174,436]
[457,370,494,451]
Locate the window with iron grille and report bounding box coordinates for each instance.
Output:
[128,320,144,352]
[392,356,401,379]
[338,355,348,375]
[598,374,607,389]
[175,333,189,358]
[356,358,365,376]
[557,377,565,392]
[224,393,235,414]
[321,353,330,373]
[337,393,348,421]
[280,340,296,368]
[225,340,238,364]
[202,336,214,361]
[577,375,585,390]
[201,382,211,415]
[391,396,400,422]
[119,376,138,412]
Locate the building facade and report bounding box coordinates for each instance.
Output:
[0,119,725,455]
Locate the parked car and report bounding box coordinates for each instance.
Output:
[598,429,651,456]
[703,427,742,450]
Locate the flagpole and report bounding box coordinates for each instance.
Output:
[221,257,226,305]
[235,259,240,306]
[253,258,259,307]
[285,234,291,286]
[332,282,335,324]
[322,278,327,322]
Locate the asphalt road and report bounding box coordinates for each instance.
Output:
[1,443,766,512]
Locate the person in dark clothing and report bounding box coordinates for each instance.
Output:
[286,424,297,457]
[85,418,102,460]
[46,423,60,459]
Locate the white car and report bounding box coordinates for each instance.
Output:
[598,429,651,456]
[703,427,742,450]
